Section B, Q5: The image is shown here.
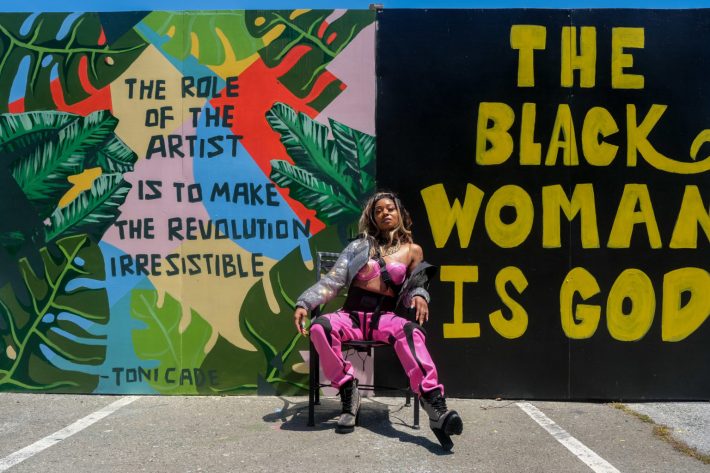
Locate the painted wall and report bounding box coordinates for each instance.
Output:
[0,9,707,399]
[0,10,375,394]
[377,9,710,399]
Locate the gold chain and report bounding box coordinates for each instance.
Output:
[378,240,401,257]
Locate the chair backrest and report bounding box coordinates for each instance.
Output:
[315,251,340,280]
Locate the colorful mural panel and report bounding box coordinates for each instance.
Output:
[0,10,375,394]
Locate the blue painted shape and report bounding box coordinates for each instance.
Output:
[19,12,40,36]
[50,327,106,345]
[192,103,313,262]
[57,311,108,335]
[56,12,84,41]
[42,313,56,324]
[9,55,31,103]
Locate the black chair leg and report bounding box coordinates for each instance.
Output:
[413,390,420,429]
[308,341,317,426]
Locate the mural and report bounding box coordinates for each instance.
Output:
[0,9,376,394]
[377,9,710,399]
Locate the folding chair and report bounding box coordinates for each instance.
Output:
[307,251,420,428]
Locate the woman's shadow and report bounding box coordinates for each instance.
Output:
[262,396,452,455]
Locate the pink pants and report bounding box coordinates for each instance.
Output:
[309,310,444,396]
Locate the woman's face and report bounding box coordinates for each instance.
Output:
[373,197,399,232]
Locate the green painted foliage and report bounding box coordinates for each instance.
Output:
[0,234,108,392]
[268,102,375,225]
[200,226,346,395]
[0,13,147,111]
[0,110,137,247]
[245,10,374,107]
[141,11,263,65]
[130,290,213,395]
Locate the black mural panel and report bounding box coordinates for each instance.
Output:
[376,9,710,400]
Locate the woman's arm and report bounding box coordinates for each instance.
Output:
[407,244,429,325]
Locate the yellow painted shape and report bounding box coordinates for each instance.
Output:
[208,28,260,78]
[612,27,645,89]
[690,129,710,160]
[441,265,480,338]
[608,184,662,249]
[662,267,710,342]
[489,266,529,339]
[542,184,600,249]
[59,167,102,208]
[561,26,596,88]
[190,32,200,58]
[254,16,265,26]
[484,185,534,248]
[421,183,483,249]
[606,269,655,341]
[476,102,515,165]
[149,238,279,353]
[545,103,579,166]
[290,9,310,19]
[509,25,546,87]
[560,267,601,339]
[582,106,619,166]
[111,45,207,159]
[166,25,176,38]
[520,103,541,165]
[263,24,286,47]
[6,345,16,360]
[670,185,710,249]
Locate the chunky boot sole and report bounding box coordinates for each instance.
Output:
[335,409,360,434]
[431,411,463,451]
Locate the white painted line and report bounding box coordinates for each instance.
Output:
[517,402,620,473]
[0,396,139,472]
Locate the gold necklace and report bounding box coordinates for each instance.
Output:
[378,240,401,257]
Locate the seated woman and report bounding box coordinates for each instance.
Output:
[293,191,463,449]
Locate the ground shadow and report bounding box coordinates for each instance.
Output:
[262,396,451,455]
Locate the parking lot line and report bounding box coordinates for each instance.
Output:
[0,396,139,472]
[517,402,620,473]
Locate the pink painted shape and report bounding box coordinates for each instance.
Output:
[316,22,375,136]
[103,121,211,256]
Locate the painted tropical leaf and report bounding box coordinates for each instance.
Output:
[46,173,131,242]
[130,290,213,395]
[0,110,137,247]
[199,225,346,395]
[0,234,108,392]
[0,13,147,112]
[245,9,375,108]
[140,11,262,65]
[330,118,376,197]
[268,102,375,225]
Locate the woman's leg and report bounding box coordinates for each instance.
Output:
[309,310,363,389]
[371,312,443,395]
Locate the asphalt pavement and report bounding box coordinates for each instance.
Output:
[0,393,708,472]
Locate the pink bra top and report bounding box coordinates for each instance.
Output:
[355,259,407,285]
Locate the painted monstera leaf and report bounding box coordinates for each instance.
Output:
[130,290,213,395]
[141,11,263,65]
[0,13,147,111]
[0,234,108,392]
[245,9,375,109]
[0,110,137,249]
[268,102,375,225]
[199,225,346,395]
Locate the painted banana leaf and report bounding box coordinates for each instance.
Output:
[0,13,147,111]
[0,234,108,392]
[141,11,263,65]
[245,9,375,109]
[0,110,137,246]
[268,102,375,225]
[130,290,213,395]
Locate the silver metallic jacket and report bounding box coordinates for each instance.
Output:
[295,237,435,312]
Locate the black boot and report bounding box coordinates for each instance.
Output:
[336,379,361,433]
[420,389,463,450]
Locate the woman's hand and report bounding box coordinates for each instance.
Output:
[294,307,309,336]
[411,296,429,325]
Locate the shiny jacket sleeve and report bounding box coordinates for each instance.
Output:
[295,244,353,311]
